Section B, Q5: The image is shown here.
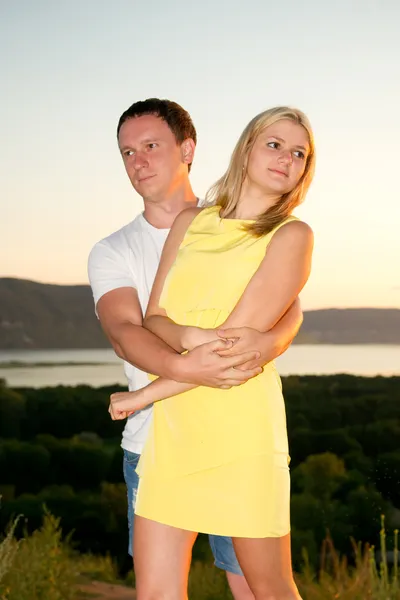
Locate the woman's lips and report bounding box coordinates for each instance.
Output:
[268,168,288,177]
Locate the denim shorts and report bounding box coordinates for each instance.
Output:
[123,449,243,575]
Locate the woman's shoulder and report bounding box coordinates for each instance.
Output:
[269,217,314,251]
[174,206,203,225]
[174,205,219,228]
[275,217,313,237]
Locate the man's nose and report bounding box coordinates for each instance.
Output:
[132,152,149,170]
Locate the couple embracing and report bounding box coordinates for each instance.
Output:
[89,97,315,599]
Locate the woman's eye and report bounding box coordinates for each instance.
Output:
[293,150,305,159]
[267,141,279,149]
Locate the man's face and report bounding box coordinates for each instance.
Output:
[118,115,193,201]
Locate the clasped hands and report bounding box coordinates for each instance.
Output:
[109,325,268,421]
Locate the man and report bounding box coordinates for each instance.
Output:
[88,98,302,599]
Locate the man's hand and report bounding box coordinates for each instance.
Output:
[215,327,280,370]
[177,338,263,388]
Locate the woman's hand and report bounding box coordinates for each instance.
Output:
[109,391,147,420]
[182,326,220,351]
[215,327,273,370]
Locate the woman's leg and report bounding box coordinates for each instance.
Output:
[134,515,197,600]
[226,571,256,600]
[232,533,301,600]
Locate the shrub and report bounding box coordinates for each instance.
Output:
[0,512,77,600]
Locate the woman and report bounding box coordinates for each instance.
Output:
[109,106,315,599]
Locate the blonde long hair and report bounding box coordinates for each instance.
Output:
[205,107,316,236]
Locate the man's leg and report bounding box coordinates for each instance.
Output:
[122,449,140,559]
[209,535,255,600]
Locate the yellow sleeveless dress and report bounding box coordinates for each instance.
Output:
[135,205,296,538]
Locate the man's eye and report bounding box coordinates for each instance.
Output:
[147,143,158,150]
[124,150,135,157]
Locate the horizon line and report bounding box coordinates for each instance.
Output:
[1,276,399,312]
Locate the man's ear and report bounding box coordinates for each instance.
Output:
[181,138,196,166]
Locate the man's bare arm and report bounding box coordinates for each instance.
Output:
[97,287,260,388]
[97,287,181,378]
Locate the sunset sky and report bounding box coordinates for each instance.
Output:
[2,0,399,310]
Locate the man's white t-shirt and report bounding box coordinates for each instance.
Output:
[88,213,170,454]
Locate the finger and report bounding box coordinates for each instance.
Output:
[215,345,245,357]
[226,367,263,382]
[109,403,122,420]
[206,338,234,352]
[225,351,260,368]
[219,379,246,387]
[217,328,243,339]
[235,360,260,371]
[114,409,128,420]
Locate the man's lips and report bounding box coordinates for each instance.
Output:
[137,174,156,183]
[269,168,288,177]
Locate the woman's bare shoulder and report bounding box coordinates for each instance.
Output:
[273,219,314,245]
[170,206,204,234]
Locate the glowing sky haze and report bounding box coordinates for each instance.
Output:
[1,0,399,309]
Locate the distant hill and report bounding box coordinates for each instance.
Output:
[0,278,399,349]
[298,308,400,345]
[0,278,106,349]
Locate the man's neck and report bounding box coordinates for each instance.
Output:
[142,183,198,229]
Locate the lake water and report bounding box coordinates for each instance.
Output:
[0,345,399,388]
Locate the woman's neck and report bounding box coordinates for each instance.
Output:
[232,185,280,220]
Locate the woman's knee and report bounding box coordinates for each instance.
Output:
[252,579,301,600]
[136,586,185,600]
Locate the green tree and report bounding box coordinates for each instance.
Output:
[293,452,347,501]
[0,383,25,439]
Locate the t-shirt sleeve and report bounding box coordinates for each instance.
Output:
[88,240,137,311]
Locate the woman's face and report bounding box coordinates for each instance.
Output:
[245,119,310,196]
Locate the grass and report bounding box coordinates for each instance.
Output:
[0,517,20,589]
[296,517,400,599]
[188,561,232,599]
[0,511,78,600]
[0,512,399,599]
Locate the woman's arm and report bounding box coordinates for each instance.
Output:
[216,298,303,371]
[147,218,312,354]
[143,206,203,352]
[109,348,262,420]
[220,220,313,331]
[109,219,313,419]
